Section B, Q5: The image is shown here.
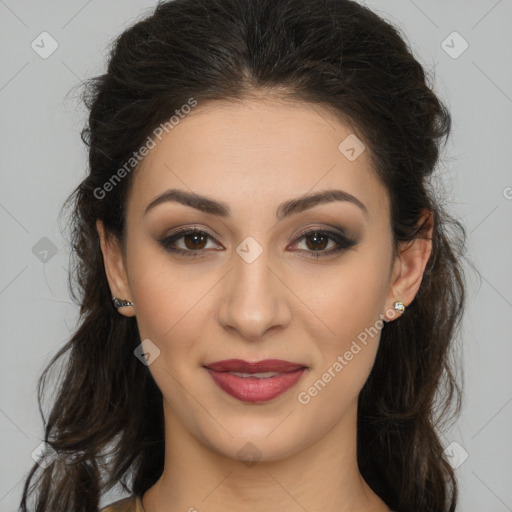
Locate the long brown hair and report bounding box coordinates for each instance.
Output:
[20,0,466,510]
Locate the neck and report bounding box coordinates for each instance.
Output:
[142,400,390,512]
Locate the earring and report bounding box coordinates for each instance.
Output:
[393,300,406,314]
[112,296,134,309]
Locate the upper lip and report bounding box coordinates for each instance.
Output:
[204,359,307,373]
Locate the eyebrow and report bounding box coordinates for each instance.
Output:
[144,188,368,220]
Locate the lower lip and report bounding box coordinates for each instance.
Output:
[205,368,307,403]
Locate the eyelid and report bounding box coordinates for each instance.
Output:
[158,223,359,259]
[164,224,223,244]
[160,225,224,254]
[291,223,351,241]
[288,228,358,256]
[162,223,352,246]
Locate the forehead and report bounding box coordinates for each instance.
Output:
[127,98,390,221]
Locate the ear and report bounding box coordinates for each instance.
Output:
[96,219,135,317]
[383,209,433,322]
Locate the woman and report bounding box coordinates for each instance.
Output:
[19,0,466,511]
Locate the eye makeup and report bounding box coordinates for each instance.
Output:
[158,224,359,260]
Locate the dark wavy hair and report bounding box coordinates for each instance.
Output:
[19,0,466,511]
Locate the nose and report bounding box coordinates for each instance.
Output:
[217,245,292,341]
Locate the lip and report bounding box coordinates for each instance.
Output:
[205,359,306,373]
[204,359,308,403]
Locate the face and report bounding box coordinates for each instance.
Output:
[98,98,429,463]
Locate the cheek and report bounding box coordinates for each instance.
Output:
[133,281,212,356]
[128,259,213,404]
[128,224,391,369]
[294,251,390,392]
[126,243,214,349]
[302,253,389,340]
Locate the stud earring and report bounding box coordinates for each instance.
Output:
[112,296,134,309]
[393,300,406,314]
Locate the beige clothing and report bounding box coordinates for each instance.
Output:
[100,495,144,512]
[101,493,399,511]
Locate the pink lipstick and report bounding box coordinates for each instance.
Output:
[204,359,307,403]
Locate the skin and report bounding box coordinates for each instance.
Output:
[97,97,433,512]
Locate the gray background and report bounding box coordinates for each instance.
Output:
[1,0,511,510]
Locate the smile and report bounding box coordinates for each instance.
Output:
[204,359,308,403]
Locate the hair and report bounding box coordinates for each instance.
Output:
[20,0,467,511]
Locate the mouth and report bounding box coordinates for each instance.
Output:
[203,359,308,403]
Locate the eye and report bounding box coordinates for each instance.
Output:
[159,226,358,259]
[159,227,222,257]
[289,229,358,258]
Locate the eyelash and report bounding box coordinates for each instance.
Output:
[159,226,358,259]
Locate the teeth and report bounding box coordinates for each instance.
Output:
[229,371,281,379]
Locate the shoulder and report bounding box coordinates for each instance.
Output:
[100,494,144,512]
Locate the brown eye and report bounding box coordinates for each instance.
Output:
[304,232,329,251]
[183,232,208,250]
[159,228,222,257]
[290,229,358,259]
